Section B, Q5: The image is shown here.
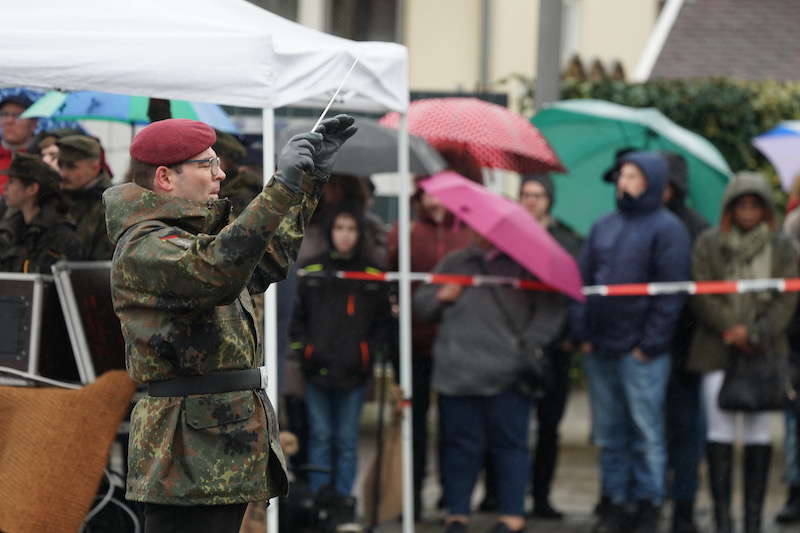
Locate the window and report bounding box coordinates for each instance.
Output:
[247,0,298,21]
[329,0,399,42]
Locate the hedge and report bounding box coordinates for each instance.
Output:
[559,78,800,174]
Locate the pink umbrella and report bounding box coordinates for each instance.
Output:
[420,171,585,302]
[380,97,565,174]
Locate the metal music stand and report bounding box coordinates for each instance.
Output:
[0,272,78,386]
[51,261,126,384]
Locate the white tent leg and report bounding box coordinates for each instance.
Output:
[398,113,415,533]
[263,107,280,533]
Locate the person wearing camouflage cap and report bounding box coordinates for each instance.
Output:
[0,153,83,273]
[214,130,263,216]
[57,134,114,260]
[104,115,357,533]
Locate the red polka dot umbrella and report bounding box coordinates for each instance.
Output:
[380,97,565,174]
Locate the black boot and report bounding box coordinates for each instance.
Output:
[706,442,733,533]
[743,444,771,533]
[671,500,699,533]
[776,485,800,524]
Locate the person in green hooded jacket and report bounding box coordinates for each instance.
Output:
[104,115,356,533]
[0,152,83,273]
[688,172,798,533]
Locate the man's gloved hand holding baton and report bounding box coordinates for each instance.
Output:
[275,114,358,193]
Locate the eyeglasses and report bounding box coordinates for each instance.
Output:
[182,156,221,176]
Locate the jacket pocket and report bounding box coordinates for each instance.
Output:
[184,390,255,429]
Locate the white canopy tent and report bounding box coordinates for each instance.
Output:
[0,1,415,531]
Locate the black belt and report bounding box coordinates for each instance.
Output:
[147,367,267,397]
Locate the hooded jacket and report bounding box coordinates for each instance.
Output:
[290,249,391,389]
[104,177,318,505]
[572,152,691,357]
[687,173,798,373]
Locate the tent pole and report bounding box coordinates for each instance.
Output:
[262,107,280,533]
[398,112,415,533]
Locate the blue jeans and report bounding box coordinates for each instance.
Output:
[439,388,532,517]
[666,369,705,502]
[785,409,800,486]
[305,382,366,495]
[585,351,671,504]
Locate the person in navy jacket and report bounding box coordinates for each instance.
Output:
[572,151,691,533]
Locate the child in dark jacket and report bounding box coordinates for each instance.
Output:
[290,208,391,503]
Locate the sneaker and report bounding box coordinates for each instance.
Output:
[592,502,625,533]
[444,521,468,533]
[634,500,661,533]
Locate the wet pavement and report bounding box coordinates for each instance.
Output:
[354,389,797,533]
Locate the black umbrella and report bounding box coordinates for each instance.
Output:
[277,117,446,176]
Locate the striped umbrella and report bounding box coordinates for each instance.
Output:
[21,90,238,133]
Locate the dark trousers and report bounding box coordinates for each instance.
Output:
[666,368,705,503]
[143,503,248,533]
[439,388,532,516]
[392,354,434,505]
[531,349,571,503]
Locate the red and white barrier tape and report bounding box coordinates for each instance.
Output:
[298,269,800,296]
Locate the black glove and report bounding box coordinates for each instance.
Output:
[312,114,358,176]
[276,132,322,193]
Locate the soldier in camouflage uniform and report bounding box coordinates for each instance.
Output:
[0,153,83,273]
[104,116,357,533]
[58,135,114,260]
[214,129,263,216]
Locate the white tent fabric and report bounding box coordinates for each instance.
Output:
[0,0,408,112]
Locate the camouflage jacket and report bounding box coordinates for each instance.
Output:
[0,203,84,273]
[65,171,114,260]
[104,176,318,505]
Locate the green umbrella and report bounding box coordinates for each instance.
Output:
[532,99,732,235]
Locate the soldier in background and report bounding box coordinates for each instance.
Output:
[0,153,83,273]
[215,129,263,216]
[105,115,356,533]
[57,135,114,260]
[33,128,84,171]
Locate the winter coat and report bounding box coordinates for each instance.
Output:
[387,212,471,358]
[104,176,318,505]
[0,203,83,273]
[290,251,391,389]
[687,174,798,373]
[571,151,691,357]
[65,171,114,260]
[414,245,566,396]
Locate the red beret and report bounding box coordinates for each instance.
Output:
[130,119,216,166]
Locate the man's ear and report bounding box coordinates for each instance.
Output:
[27,181,41,198]
[153,166,175,193]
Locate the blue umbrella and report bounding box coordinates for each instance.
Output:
[753,121,800,192]
[21,90,238,133]
[0,88,83,134]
